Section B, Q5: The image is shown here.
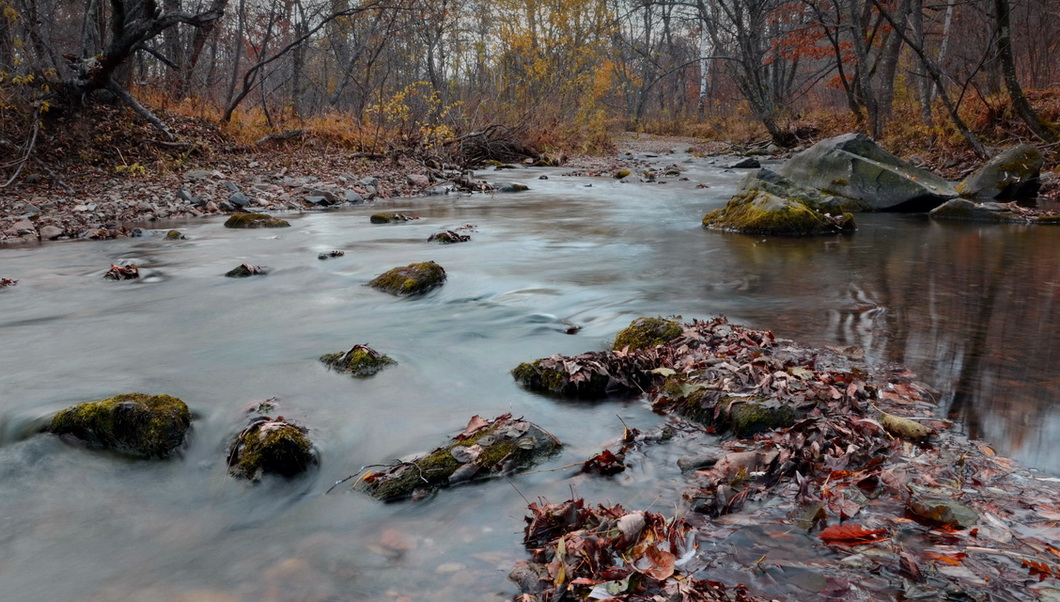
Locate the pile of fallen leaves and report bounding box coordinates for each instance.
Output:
[511,499,762,601]
[511,317,1060,600]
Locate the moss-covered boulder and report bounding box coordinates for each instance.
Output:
[613,317,683,351]
[224,213,291,228]
[776,133,958,211]
[165,230,186,240]
[45,393,191,457]
[227,417,317,480]
[357,414,561,501]
[614,169,632,179]
[320,344,396,377]
[957,144,1043,200]
[370,212,419,224]
[704,189,855,236]
[368,261,446,295]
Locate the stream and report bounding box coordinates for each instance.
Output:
[1,152,1058,601]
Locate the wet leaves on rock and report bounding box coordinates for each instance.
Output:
[104,263,139,280]
[354,413,560,501]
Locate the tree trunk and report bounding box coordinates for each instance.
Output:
[994,0,1056,142]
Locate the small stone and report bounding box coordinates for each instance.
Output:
[39,225,63,240]
[228,192,251,207]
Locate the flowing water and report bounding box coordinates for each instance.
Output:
[1,154,1058,601]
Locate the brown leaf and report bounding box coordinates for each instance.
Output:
[818,523,889,545]
[458,414,490,440]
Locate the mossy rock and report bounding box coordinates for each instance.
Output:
[358,414,561,501]
[227,417,317,480]
[427,230,471,244]
[368,261,446,296]
[726,398,797,436]
[614,169,632,179]
[45,393,191,458]
[370,212,418,224]
[703,189,855,236]
[320,344,396,377]
[223,213,291,228]
[165,230,186,240]
[613,317,683,351]
[225,263,267,277]
[657,378,797,436]
[512,358,610,399]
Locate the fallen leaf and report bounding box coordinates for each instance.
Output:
[818,523,889,545]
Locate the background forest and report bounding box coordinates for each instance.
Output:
[1,0,1058,171]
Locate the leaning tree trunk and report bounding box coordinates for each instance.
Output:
[58,0,225,110]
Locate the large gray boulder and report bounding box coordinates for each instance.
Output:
[956,144,1043,200]
[777,133,958,211]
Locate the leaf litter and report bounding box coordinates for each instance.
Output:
[510,316,1060,601]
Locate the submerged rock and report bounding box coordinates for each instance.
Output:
[908,494,979,529]
[104,263,140,280]
[613,316,683,351]
[227,417,317,480]
[427,230,471,244]
[224,213,291,228]
[927,198,1052,224]
[776,133,958,211]
[368,261,446,295]
[320,344,396,377]
[957,144,1043,200]
[357,414,561,501]
[225,263,267,277]
[45,393,191,457]
[370,212,419,224]
[165,230,186,240]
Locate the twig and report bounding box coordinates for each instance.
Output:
[0,118,40,188]
[32,160,76,194]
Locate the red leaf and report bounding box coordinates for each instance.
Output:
[818,523,889,545]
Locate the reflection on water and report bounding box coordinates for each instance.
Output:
[0,158,1058,600]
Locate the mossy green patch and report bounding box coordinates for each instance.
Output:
[614,169,632,179]
[228,419,316,480]
[368,261,447,296]
[46,393,191,457]
[613,317,683,351]
[165,230,186,239]
[727,398,797,436]
[224,213,291,228]
[320,344,396,377]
